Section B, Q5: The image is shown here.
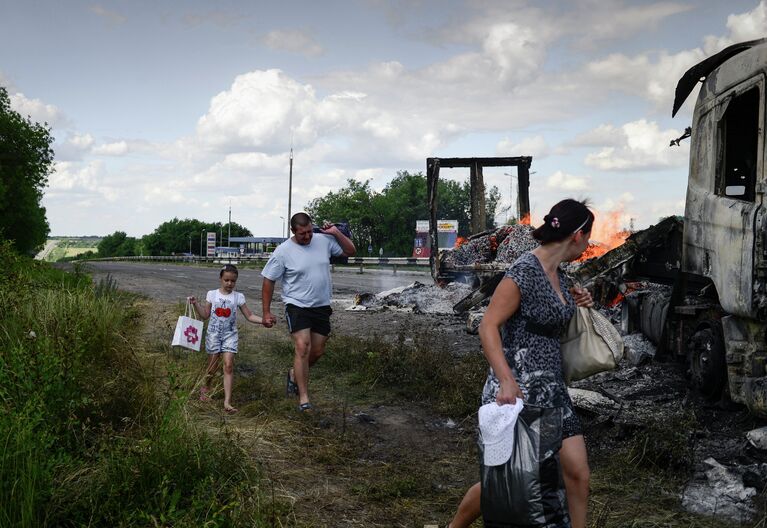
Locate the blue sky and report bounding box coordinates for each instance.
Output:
[2,0,766,241]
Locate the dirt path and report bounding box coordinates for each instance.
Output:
[117,261,482,527]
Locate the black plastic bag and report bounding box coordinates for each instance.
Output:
[479,405,570,527]
[313,222,353,264]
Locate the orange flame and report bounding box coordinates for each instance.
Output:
[519,213,531,225]
[576,208,630,261]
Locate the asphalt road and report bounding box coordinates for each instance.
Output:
[82,261,430,304]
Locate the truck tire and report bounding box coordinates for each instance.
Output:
[687,321,726,399]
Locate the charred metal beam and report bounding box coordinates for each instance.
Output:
[571,216,684,286]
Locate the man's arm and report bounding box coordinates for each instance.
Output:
[261,278,277,327]
[322,224,356,257]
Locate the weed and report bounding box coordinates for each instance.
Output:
[94,272,119,298]
[309,329,486,417]
[626,412,696,470]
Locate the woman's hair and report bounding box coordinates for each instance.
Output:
[220,264,239,278]
[532,199,594,244]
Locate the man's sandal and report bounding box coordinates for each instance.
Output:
[297,402,313,412]
[286,369,299,397]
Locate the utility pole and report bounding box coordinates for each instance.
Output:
[228,203,231,248]
[287,147,293,225]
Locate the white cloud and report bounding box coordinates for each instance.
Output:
[569,1,692,48]
[726,0,767,43]
[585,48,705,109]
[68,133,94,150]
[584,119,688,171]
[49,160,103,191]
[195,69,321,152]
[583,1,767,113]
[482,22,547,82]
[89,5,127,24]
[93,141,129,156]
[570,125,625,148]
[55,132,95,161]
[497,135,550,158]
[262,29,323,57]
[8,91,64,126]
[546,170,589,191]
[181,11,241,28]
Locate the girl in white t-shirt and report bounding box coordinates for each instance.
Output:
[189,264,267,413]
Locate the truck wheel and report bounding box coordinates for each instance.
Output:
[687,322,726,399]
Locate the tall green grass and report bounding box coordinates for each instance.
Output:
[0,241,274,527]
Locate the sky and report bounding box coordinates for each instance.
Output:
[2,0,766,241]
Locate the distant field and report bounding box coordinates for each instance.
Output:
[44,237,101,262]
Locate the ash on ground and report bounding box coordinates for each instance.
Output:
[347,281,473,315]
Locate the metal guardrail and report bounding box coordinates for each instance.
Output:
[82,254,431,274]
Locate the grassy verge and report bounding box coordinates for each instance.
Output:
[0,241,281,527]
[229,325,760,527]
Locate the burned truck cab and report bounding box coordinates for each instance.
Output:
[677,39,767,412]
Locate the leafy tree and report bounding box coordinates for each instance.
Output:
[141,218,252,255]
[0,87,54,254]
[306,171,501,256]
[307,179,377,252]
[97,231,137,257]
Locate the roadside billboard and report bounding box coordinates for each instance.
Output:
[412,220,458,257]
[206,232,216,257]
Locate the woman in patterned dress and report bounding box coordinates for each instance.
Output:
[449,199,595,528]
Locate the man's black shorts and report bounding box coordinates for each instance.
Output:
[285,304,332,336]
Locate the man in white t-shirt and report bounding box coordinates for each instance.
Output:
[261,212,355,411]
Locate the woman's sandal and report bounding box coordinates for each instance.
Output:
[297,402,313,412]
[199,386,211,402]
[224,405,238,414]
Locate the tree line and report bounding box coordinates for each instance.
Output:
[82,219,253,259]
[307,171,501,256]
[95,173,501,258]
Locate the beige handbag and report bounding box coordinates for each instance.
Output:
[560,307,624,384]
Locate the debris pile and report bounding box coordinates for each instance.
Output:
[682,458,761,523]
[440,224,538,267]
[348,281,473,315]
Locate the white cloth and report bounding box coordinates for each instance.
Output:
[261,234,343,307]
[479,400,525,466]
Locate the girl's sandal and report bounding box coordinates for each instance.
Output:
[297,402,313,412]
[224,406,238,414]
[199,387,211,402]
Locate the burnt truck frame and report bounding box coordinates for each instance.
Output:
[574,39,767,414]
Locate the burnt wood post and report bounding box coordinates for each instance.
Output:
[427,158,440,280]
[518,161,530,221]
[470,162,486,234]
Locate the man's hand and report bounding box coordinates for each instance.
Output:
[320,221,338,235]
[262,311,277,328]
